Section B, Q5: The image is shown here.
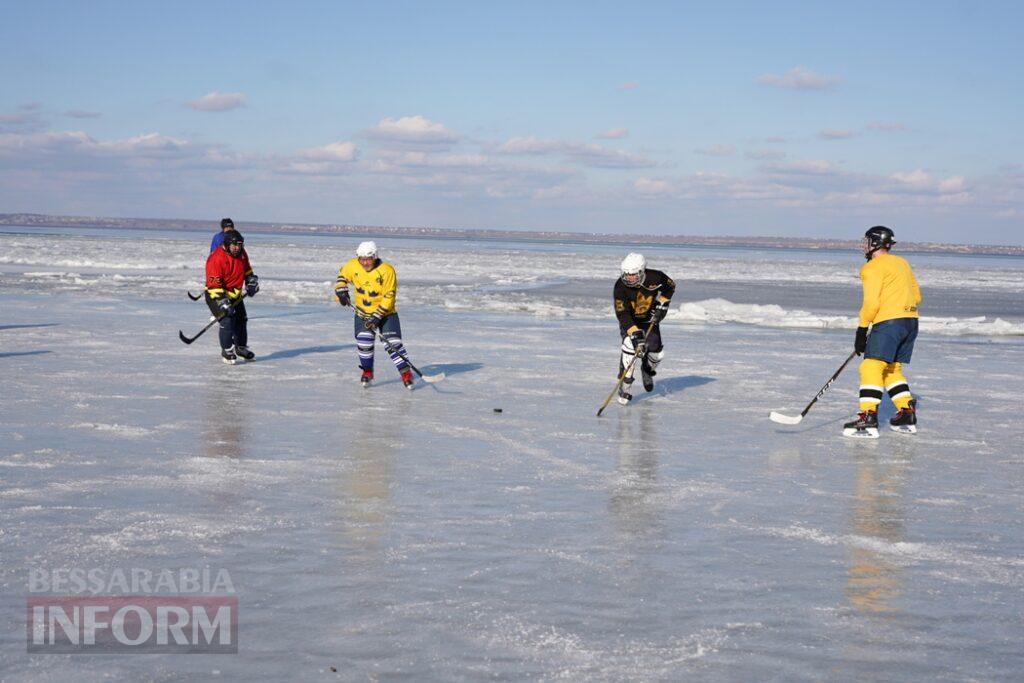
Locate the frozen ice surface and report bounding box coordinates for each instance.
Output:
[2,289,1022,680]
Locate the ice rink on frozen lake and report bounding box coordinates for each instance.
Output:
[1,228,1023,680]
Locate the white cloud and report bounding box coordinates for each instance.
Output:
[765,159,835,175]
[694,144,736,157]
[300,141,359,162]
[186,91,248,112]
[499,136,560,155]
[498,136,654,169]
[891,169,933,188]
[757,66,841,91]
[819,129,857,140]
[280,141,361,175]
[365,115,457,144]
[617,82,638,91]
[596,127,629,140]
[0,131,190,157]
[891,169,968,196]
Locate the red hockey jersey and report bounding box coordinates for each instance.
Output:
[205,247,253,300]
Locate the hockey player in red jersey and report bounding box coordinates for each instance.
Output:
[205,231,260,364]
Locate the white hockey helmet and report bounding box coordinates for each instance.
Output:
[356,241,378,258]
[620,252,646,286]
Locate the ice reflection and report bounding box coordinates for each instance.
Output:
[334,406,398,560]
[609,407,665,545]
[845,447,911,615]
[199,375,249,459]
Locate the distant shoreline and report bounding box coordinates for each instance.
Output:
[2,212,1022,257]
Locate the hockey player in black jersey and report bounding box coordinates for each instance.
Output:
[613,253,676,404]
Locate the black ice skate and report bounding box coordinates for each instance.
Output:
[221,348,237,365]
[889,400,917,434]
[640,358,655,392]
[234,345,255,362]
[843,410,879,439]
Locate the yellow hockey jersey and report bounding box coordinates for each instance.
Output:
[858,253,921,326]
[335,258,398,317]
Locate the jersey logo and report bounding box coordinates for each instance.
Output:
[615,300,625,312]
[376,273,384,286]
[633,293,653,315]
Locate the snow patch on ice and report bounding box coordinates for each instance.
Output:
[70,422,180,438]
[750,522,1024,586]
[671,298,1024,336]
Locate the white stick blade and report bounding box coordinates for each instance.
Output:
[769,411,803,425]
[421,372,446,383]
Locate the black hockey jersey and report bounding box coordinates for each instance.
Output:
[613,269,676,330]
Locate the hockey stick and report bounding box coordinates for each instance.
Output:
[187,291,203,301]
[375,330,445,383]
[597,318,657,417]
[340,300,445,382]
[769,350,857,425]
[178,293,247,345]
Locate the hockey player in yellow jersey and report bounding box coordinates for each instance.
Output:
[843,226,922,438]
[335,241,415,389]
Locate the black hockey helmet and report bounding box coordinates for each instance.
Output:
[220,217,234,230]
[863,225,895,260]
[864,225,895,250]
[222,230,244,251]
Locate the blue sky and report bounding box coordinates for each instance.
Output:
[2,1,1022,243]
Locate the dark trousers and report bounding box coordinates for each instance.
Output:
[206,295,248,350]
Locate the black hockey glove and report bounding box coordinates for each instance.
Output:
[652,299,670,323]
[215,297,233,317]
[336,289,351,307]
[363,312,385,331]
[245,274,260,297]
[854,326,868,356]
[629,328,646,349]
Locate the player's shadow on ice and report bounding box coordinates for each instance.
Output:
[633,375,715,403]
[0,350,51,359]
[258,344,352,362]
[421,362,483,377]
[0,323,59,332]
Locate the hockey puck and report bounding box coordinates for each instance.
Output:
[493,408,503,413]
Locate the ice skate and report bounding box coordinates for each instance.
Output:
[889,400,917,433]
[843,411,879,439]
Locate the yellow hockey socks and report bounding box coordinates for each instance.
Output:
[883,362,913,410]
[858,358,887,412]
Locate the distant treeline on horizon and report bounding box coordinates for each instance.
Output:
[2,212,1022,257]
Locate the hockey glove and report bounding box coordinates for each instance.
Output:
[215,297,233,317]
[629,329,647,349]
[854,326,868,356]
[245,274,260,297]
[363,312,385,331]
[336,289,351,307]
[652,299,671,323]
